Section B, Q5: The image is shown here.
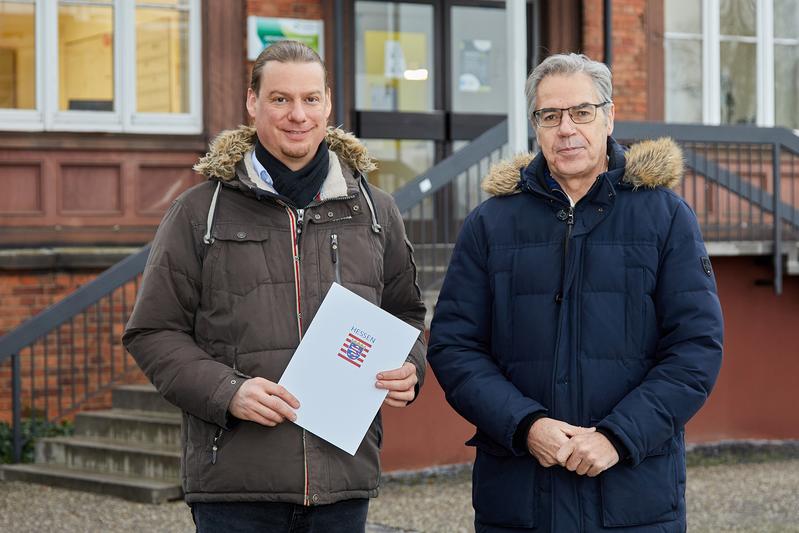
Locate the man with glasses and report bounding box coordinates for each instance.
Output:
[428,53,723,532]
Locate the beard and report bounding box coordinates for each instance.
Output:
[280,142,312,162]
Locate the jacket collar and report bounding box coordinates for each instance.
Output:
[194,125,376,182]
[482,136,684,199]
[193,125,374,203]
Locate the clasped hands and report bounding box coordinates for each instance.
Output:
[527,417,619,477]
[228,362,418,426]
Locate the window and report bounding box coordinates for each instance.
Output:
[664,0,799,129]
[0,0,201,133]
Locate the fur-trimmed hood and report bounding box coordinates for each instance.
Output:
[482,137,684,196]
[193,125,377,180]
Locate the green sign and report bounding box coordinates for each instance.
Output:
[248,17,324,60]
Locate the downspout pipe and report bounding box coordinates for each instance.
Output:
[604,0,612,67]
[334,0,345,127]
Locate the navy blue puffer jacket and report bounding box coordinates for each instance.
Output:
[427,137,723,532]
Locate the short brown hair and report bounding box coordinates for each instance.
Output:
[250,40,328,96]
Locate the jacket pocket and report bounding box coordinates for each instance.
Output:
[599,440,678,527]
[207,223,271,296]
[184,413,214,493]
[472,444,538,529]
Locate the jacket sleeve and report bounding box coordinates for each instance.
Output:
[122,198,244,428]
[597,199,723,466]
[380,200,428,391]
[427,210,547,455]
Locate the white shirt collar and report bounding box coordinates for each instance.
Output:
[250,150,276,193]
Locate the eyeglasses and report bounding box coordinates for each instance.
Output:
[532,101,611,128]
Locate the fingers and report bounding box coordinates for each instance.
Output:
[229,378,299,427]
[383,396,410,408]
[376,363,418,406]
[555,439,575,465]
[376,362,416,381]
[261,380,300,409]
[562,423,596,437]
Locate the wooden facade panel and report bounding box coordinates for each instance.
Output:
[0,151,201,245]
[59,164,123,215]
[136,164,202,216]
[0,163,42,214]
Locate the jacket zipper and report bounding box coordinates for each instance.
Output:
[555,206,574,304]
[285,206,311,506]
[330,233,342,284]
[550,204,575,531]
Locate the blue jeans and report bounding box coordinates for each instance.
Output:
[191,498,369,533]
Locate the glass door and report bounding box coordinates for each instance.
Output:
[351,0,536,190]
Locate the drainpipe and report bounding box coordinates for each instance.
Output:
[334,0,345,127]
[604,0,612,67]
[507,0,528,154]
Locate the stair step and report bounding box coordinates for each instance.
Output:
[0,463,182,504]
[36,436,181,480]
[112,384,178,414]
[75,409,181,447]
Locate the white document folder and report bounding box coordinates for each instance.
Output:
[278,282,421,455]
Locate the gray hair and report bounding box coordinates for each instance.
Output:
[525,53,613,121]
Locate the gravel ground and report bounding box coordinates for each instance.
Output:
[1,459,798,532]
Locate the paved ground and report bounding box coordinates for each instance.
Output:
[1,459,798,532]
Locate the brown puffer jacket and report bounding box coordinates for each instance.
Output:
[122,126,427,505]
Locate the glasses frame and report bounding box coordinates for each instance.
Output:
[532,101,611,128]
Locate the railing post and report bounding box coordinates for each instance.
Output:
[11,351,22,463]
[773,143,782,295]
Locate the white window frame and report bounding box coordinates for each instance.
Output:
[665,0,795,128]
[0,0,202,134]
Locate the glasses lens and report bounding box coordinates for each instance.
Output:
[537,109,562,127]
[570,104,597,124]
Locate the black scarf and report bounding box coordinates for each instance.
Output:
[254,138,329,208]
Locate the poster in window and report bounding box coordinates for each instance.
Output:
[458,39,492,93]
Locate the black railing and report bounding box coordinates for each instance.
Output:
[395,121,799,294]
[0,246,150,462]
[2,121,798,463]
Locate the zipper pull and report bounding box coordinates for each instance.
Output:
[330,234,339,263]
[211,427,223,465]
[331,233,342,284]
[296,208,304,235]
[566,206,574,226]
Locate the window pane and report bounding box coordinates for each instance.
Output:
[775,45,799,129]
[355,1,434,112]
[0,0,35,109]
[450,6,506,114]
[720,41,756,124]
[664,0,701,34]
[360,139,434,194]
[720,0,755,36]
[136,1,190,113]
[665,39,702,123]
[774,0,799,39]
[59,2,114,111]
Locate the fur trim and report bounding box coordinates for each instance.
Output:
[624,137,683,190]
[193,125,376,180]
[480,154,532,196]
[481,137,684,196]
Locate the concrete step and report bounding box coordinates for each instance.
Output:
[112,384,178,414]
[0,463,182,504]
[75,409,181,448]
[36,436,181,480]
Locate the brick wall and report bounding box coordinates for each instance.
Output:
[0,270,147,423]
[582,0,650,121]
